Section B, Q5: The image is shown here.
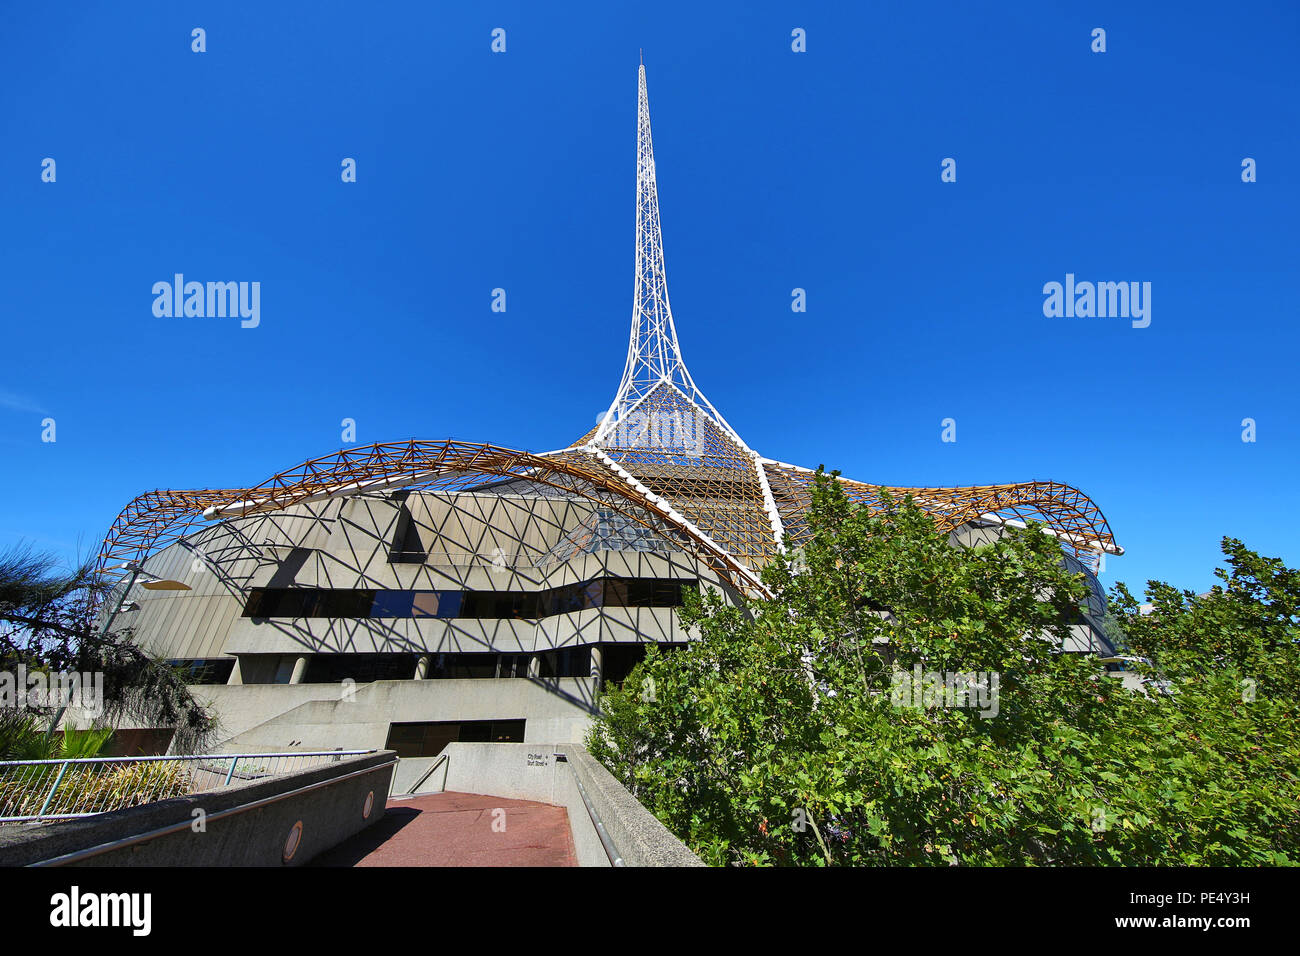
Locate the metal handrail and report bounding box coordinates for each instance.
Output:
[0,750,373,824]
[405,752,450,795]
[1,750,369,768]
[556,753,624,867]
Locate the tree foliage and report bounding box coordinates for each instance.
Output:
[588,471,1300,865]
[0,544,215,754]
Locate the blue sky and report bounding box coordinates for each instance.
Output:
[1,1,1296,596]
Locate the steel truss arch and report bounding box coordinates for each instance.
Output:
[761,461,1122,568]
[94,439,771,606]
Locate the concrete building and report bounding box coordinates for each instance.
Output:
[91,65,1123,756]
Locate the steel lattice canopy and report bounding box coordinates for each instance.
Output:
[93,64,1121,604]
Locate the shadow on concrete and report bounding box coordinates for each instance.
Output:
[308,804,422,867]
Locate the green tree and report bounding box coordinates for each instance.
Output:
[1102,541,1300,863]
[589,470,1300,865]
[0,544,215,754]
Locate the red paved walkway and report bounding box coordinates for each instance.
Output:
[311,791,577,867]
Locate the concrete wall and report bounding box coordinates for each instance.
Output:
[560,748,704,867]
[0,751,396,867]
[417,742,702,867]
[201,676,598,752]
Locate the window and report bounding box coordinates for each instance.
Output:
[370,590,415,617]
[272,656,298,684]
[602,644,648,684]
[167,658,236,684]
[427,653,498,680]
[384,719,526,758]
[434,591,463,617]
[242,577,693,620]
[620,579,685,607]
[600,642,685,684]
[497,655,530,678]
[385,722,459,758]
[411,592,441,617]
[603,579,629,607]
[537,646,591,679]
[303,654,419,683]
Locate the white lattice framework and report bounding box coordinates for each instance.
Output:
[94,63,1123,606]
[592,64,748,453]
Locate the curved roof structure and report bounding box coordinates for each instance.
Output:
[94,65,1121,604]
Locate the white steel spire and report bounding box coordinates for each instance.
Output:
[592,63,748,452]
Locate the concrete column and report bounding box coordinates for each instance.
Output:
[589,644,603,689]
[227,658,243,685]
[288,655,310,685]
[414,655,430,680]
[527,655,541,678]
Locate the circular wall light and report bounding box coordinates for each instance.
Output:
[283,820,304,863]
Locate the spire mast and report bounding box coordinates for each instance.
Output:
[594,62,747,450]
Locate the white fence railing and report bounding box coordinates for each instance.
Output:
[0,750,371,824]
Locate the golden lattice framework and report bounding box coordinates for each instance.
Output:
[93,65,1121,603]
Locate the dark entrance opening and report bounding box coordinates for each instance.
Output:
[384,719,526,758]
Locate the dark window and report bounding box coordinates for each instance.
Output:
[416,653,532,679]
[435,590,463,617]
[244,588,374,618]
[368,590,454,618]
[481,719,525,742]
[538,646,591,679]
[624,579,685,607]
[385,721,459,759]
[243,578,693,620]
[167,658,236,685]
[603,579,630,607]
[601,642,685,684]
[602,644,649,684]
[385,719,526,758]
[303,654,418,683]
[533,580,593,617]
[497,655,531,678]
[427,653,498,680]
[370,590,415,617]
[320,590,375,617]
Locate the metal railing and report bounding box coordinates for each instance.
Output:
[404,751,450,795]
[555,752,624,867]
[32,753,398,867]
[0,750,370,824]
